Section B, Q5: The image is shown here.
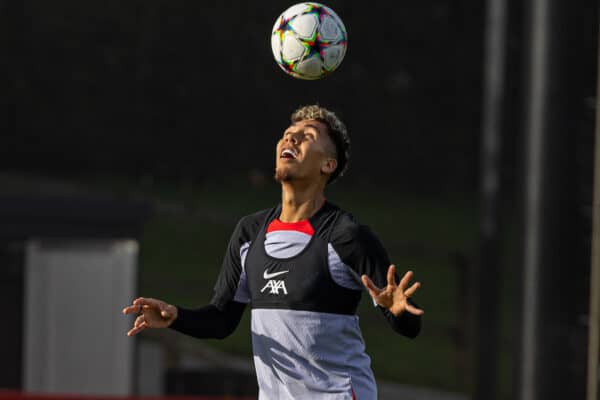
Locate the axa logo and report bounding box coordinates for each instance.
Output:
[261,269,289,295]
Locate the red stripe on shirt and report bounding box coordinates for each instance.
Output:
[267,219,315,236]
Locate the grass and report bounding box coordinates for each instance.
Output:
[1,170,519,396]
[135,178,480,393]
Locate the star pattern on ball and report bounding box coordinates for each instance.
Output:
[271,3,347,80]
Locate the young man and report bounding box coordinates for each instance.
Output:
[123,105,424,400]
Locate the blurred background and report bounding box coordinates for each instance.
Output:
[1,1,598,399]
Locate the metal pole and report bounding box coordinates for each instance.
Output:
[587,16,600,400]
[475,0,507,397]
[518,0,590,397]
[520,0,549,399]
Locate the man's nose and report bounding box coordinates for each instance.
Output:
[285,133,299,144]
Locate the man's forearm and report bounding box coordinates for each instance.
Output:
[169,301,246,339]
[379,302,421,338]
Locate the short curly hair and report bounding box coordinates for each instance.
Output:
[290,105,350,184]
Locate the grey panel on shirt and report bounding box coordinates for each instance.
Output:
[234,230,363,303]
[233,241,251,303]
[264,230,311,258]
[251,308,376,400]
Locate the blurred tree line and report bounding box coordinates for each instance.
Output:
[3,0,486,193]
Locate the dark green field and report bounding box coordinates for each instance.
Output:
[135,178,482,393]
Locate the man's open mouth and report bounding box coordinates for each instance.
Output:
[280,148,298,159]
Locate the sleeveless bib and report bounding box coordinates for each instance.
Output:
[244,204,362,315]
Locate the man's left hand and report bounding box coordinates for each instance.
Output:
[361,265,424,317]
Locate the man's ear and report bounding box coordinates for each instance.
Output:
[321,158,338,175]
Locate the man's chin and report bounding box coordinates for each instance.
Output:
[274,168,294,183]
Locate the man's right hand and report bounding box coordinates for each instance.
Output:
[122,297,178,336]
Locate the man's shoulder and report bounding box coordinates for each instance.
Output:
[328,205,366,242]
[234,207,277,240]
[331,206,360,233]
[238,207,273,225]
[329,205,382,247]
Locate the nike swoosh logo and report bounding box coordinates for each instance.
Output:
[263,270,289,279]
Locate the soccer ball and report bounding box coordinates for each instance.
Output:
[271,3,347,80]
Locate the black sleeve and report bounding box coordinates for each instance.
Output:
[379,300,422,338]
[210,212,265,309]
[169,300,247,339]
[332,221,392,288]
[331,216,422,338]
[210,219,247,309]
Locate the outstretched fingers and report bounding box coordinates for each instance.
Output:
[122,303,143,315]
[398,270,414,291]
[134,315,145,327]
[133,297,163,309]
[127,315,148,336]
[127,322,148,336]
[361,274,382,299]
[404,281,421,297]
[386,265,396,287]
[406,302,425,316]
[123,297,167,316]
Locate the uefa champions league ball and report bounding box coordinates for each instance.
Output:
[271,3,347,80]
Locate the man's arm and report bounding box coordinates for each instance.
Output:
[362,265,424,338]
[123,213,262,338]
[331,219,423,338]
[379,300,421,338]
[167,215,257,338]
[122,297,246,339]
[169,301,246,339]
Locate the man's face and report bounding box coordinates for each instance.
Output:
[275,119,337,184]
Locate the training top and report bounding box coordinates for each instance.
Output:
[206,201,420,400]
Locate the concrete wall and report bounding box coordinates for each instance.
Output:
[23,239,137,396]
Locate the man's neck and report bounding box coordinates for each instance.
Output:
[279,181,326,223]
